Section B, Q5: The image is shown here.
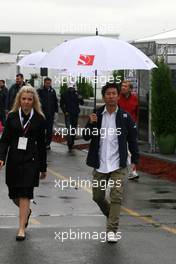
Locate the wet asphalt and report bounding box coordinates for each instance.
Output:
[0,142,176,264]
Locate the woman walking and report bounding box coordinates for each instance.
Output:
[0,86,47,241]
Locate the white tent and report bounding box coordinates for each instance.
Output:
[135,29,176,44]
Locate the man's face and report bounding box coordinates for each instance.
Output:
[103,87,119,107]
[120,82,130,95]
[0,81,4,88]
[44,80,51,89]
[16,76,23,85]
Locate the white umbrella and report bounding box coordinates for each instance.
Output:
[17,51,47,67]
[38,36,157,109]
[39,36,157,71]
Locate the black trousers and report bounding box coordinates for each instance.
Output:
[45,115,54,146]
[0,110,6,126]
[65,114,78,147]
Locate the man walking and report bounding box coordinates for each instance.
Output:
[6,73,25,110]
[83,82,139,242]
[0,80,8,126]
[37,77,58,150]
[118,80,139,180]
[60,84,84,152]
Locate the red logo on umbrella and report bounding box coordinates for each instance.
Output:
[77,55,95,66]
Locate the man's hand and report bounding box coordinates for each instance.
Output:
[40,172,47,179]
[89,113,97,124]
[0,160,4,170]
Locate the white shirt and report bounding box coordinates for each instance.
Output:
[97,107,120,173]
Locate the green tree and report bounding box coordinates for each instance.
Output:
[76,76,94,99]
[112,70,124,87]
[151,58,176,137]
[29,73,38,87]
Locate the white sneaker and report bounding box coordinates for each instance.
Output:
[128,170,139,180]
[107,231,119,243]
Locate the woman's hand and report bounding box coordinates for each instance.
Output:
[40,172,47,179]
[0,160,4,170]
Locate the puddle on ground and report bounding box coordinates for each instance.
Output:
[149,199,176,203]
[150,204,161,209]
[155,190,171,194]
[36,195,50,198]
[58,196,77,200]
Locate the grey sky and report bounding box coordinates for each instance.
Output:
[0,0,175,40]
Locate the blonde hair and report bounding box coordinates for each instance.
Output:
[10,85,45,118]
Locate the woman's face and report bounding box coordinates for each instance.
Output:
[20,92,34,112]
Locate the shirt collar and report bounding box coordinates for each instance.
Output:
[102,105,118,115]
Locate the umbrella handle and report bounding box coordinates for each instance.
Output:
[94,69,97,112]
[93,107,96,114]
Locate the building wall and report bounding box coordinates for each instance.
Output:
[0,33,81,53]
[0,64,16,80]
[0,32,119,54]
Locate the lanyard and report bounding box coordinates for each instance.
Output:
[19,107,34,135]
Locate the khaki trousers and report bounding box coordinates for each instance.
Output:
[92,168,126,232]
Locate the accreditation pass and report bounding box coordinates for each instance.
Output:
[18,137,28,150]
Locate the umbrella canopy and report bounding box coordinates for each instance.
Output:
[39,36,157,71]
[17,51,47,67]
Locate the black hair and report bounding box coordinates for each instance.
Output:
[44,77,52,82]
[0,79,5,84]
[101,82,120,97]
[16,73,24,79]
